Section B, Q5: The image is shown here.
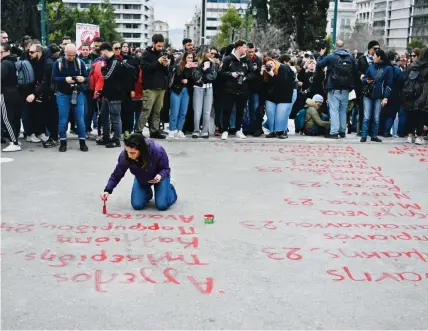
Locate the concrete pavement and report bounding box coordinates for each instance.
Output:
[1,136,428,329]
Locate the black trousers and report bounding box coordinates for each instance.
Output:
[1,90,22,142]
[222,92,248,133]
[121,95,134,133]
[46,95,59,140]
[28,100,45,136]
[406,111,428,136]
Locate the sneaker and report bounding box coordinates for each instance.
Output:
[415,137,426,145]
[201,133,209,139]
[325,134,339,139]
[393,135,399,138]
[2,142,21,152]
[360,137,367,143]
[43,139,59,148]
[96,138,111,146]
[176,131,186,139]
[407,136,414,144]
[266,132,276,138]
[38,133,49,143]
[150,131,166,139]
[253,130,263,137]
[168,130,176,139]
[236,131,246,139]
[370,137,382,143]
[105,140,121,148]
[339,132,346,138]
[26,134,41,143]
[221,132,228,140]
[192,132,199,139]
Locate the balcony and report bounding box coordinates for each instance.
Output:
[412,6,428,15]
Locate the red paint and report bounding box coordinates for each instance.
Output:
[327,267,428,282]
[52,269,215,294]
[143,235,199,249]
[102,200,107,215]
[323,232,428,241]
[261,247,303,261]
[1,223,35,233]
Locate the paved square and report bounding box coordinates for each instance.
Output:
[1,137,428,329]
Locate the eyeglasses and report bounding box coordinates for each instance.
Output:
[210,52,217,55]
[114,47,121,50]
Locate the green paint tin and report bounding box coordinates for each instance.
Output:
[204,214,214,224]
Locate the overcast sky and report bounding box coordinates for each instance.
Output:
[152,0,201,29]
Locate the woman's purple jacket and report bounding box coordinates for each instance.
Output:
[104,139,171,194]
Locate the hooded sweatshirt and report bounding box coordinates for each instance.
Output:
[220,49,255,94]
[104,139,171,194]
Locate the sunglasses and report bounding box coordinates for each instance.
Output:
[114,47,121,50]
[411,54,417,57]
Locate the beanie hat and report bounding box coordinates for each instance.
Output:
[367,40,380,50]
[312,94,324,103]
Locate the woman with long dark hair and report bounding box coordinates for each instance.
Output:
[101,133,177,211]
[361,49,393,143]
[168,51,197,139]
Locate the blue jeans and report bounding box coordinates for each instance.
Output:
[265,101,288,132]
[131,176,177,211]
[362,96,382,138]
[57,92,86,140]
[305,114,330,136]
[248,93,260,132]
[170,88,189,131]
[397,107,406,137]
[328,90,349,135]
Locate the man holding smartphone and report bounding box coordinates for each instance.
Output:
[135,34,170,139]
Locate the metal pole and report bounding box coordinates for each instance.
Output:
[332,0,338,49]
[40,0,47,46]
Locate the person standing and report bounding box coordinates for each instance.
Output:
[135,34,170,139]
[1,43,23,152]
[246,43,263,136]
[219,40,255,140]
[317,40,358,139]
[51,43,89,152]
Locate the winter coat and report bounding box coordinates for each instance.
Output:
[30,52,55,98]
[362,61,393,100]
[248,55,263,93]
[104,139,171,194]
[170,65,194,95]
[220,50,255,95]
[406,60,428,112]
[141,46,169,90]
[90,58,105,99]
[51,57,89,95]
[1,55,19,91]
[262,63,294,104]
[304,98,330,131]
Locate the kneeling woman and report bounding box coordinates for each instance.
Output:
[101,133,177,211]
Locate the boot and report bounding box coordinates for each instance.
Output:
[59,140,67,152]
[79,139,89,152]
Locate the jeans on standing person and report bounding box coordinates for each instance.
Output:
[56,92,86,140]
[328,90,349,135]
[101,100,122,141]
[362,97,382,138]
[193,86,213,135]
[131,176,177,211]
[169,88,190,132]
[397,107,406,137]
[248,93,260,133]
[265,101,288,133]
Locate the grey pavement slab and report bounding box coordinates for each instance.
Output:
[1,137,428,330]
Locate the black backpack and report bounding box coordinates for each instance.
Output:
[402,69,423,103]
[331,54,354,89]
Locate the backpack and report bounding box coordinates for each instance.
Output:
[331,54,354,89]
[402,69,423,103]
[294,108,308,133]
[15,59,35,86]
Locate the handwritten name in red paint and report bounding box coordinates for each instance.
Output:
[388,145,428,163]
[284,198,421,209]
[256,166,385,177]
[323,232,428,241]
[105,213,194,223]
[261,247,428,262]
[239,220,428,231]
[328,267,428,282]
[274,157,369,165]
[289,181,401,192]
[10,250,208,267]
[1,223,34,233]
[53,269,214,293]
[270,159,382,171]
[321,209,428,219]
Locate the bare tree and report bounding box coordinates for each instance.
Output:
[343,21,386,53]
[248,22,287,55]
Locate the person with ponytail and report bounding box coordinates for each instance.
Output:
[101,133,177,211]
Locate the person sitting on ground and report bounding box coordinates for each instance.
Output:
[303,94,330,136]
[101,133,177,211]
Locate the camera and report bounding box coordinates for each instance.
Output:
[237,71,245,85]
[266,64,273,72]
[315,36,328,50]
[70,84,79,106]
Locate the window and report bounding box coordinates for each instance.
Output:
[206,26,217,30]
[80,3,89,8]
[133,24,140,29]
[133,14,141,19]
[133,33,141,38]
[346,19,351,25]
[123,14,132,19]
[125,24,132,29]
[207,17,217,21]
[115,14,121,19]
[124,4,141,10]
[112,4,119,9]
[341,18,345,25]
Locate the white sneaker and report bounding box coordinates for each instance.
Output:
[39,133,49,143]
[2,142,21,152]
[168,130,176,139]
[176,131,186,139]
[415,137,426,145]
[221,132,228,140]
[406,136,414,144]
[236,131,246,139]
[26,134,41,143]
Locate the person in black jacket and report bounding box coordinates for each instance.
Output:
[1,43,23,152]
[219,40,255,140]
[246,43,263,136]
[261,57,294,139]
[97,42,126,148]
[26,43,59,148]
[135,34,170,139]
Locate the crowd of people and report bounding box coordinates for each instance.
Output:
[1,29,428,153]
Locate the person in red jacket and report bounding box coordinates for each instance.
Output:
[89,57,105,137]
[132,68,143,132]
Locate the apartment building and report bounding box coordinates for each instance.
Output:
[153,20,169,41]
[356,0,375,25]
[204,0,250,43]
[184,6,202,47]
[62,0,154,49]
[326,0,358,40]
[411,0,428,45]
